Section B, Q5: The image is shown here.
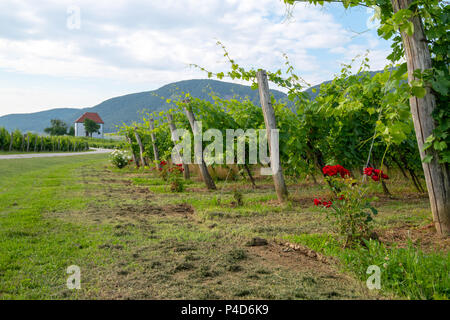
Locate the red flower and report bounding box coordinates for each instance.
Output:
[323,201,332,208]
[339,195,345,200]
[322,165,350,178]
[160,160,167,166]
[314,198,322,206]
[365,167,389,181]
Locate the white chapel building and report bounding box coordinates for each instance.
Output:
[74,112,105,138]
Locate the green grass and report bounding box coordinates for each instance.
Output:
[284,233,450,300]
[343,240,450,300]
[0,154,119,299]
[0,150,92,155]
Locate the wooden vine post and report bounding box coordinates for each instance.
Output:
[167,114,190,179]
[148,118,161,170]
[126,135,139,167]
[256,69,288,202]
[134,127,148,167]
[392,0,449,236]
[183,100,216,190]
[26,135,30,152]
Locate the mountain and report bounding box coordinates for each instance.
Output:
[0,79,288,133]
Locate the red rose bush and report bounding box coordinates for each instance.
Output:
[314,164,378,247]
[363,167,389,182]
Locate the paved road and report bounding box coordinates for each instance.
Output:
[0,148,112,160]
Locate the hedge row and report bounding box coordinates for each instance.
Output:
[0,128,89,152]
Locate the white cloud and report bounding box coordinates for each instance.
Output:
[0,0,392,115]
[331,35,392,72]
[0,1,349,77]
[0,86,107,116]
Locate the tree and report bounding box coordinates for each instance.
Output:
[44,119,68,136]
[68,126,75,136]
[84,119,100,137]
[284,0,449,235]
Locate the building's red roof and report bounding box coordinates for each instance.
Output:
[75,112,104,124]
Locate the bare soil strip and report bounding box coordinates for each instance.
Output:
[53,164,384,300]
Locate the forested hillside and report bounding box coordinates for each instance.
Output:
[0,79,287,133]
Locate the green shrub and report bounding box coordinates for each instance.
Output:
[168,163,185,192]
[314,165,378,246]
[0,128,89,152]
[233,188,244,206]
[0,127,10,150]
[110,149,132,169]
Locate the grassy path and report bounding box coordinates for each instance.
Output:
[0,148,110,160]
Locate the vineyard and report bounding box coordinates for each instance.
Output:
[104,1,450,297]
[0,128,89,153]
[0,128,125,153]
[120,61,424,201]
[99,56,449,299]
[1,0,449,303]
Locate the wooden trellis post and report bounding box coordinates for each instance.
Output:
[391,0,450,236]
[134,127,147,167]
[256,69,288,202]
[183,101,216,190]
[26,135,30,152]
[148,118,161,170]
[167,114,190,180]
[126,135,139,167]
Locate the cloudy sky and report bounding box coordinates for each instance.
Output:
[0,0,391,117]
